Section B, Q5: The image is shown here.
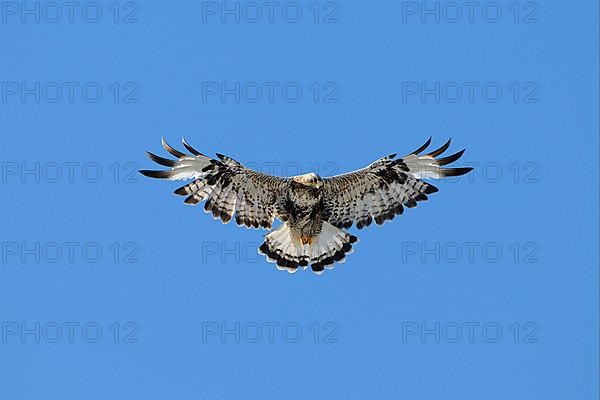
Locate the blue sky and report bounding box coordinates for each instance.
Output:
[0,1,598,399]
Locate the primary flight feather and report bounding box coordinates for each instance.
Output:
[140,137,473,274]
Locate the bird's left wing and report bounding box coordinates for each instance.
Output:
[321,138,473,229]
[140,138,290,229]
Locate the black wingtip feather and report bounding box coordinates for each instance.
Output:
[441,167,474,177]
[426,138,451,157]
[410,137,432,155]
[161,137,186,158]
[139,170,172,179]
[436,149,465,166]
[182,138,204,157]
[146,151,177,167]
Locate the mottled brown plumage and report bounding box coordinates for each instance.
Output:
[140,137,473,274]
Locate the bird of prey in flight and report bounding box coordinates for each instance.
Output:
[140,138,472,274]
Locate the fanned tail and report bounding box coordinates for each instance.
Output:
[258,222,358,275]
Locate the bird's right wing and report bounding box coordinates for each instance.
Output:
[139,138,290,229]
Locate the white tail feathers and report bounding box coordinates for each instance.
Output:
[258,222,358,274]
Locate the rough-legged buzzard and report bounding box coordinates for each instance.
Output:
[140,137,472,274]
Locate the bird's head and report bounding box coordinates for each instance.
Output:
[292,172,323,189]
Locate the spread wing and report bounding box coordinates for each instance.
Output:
[139,138,290,229]
[321,138,473,229]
